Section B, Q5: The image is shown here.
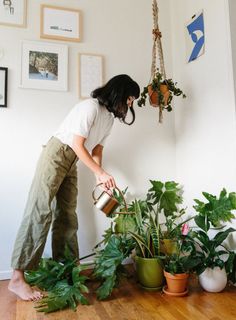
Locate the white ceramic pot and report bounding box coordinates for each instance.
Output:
[199,267,227,292]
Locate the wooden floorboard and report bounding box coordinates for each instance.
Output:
[1,274,236,320]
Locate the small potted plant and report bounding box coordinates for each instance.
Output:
[163,224,202,296]
[137,70,186,116]
[190,188,236,292]
[129,199,165,290]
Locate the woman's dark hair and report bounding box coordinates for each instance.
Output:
[91,74,140,125]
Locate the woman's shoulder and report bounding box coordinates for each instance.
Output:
[73,98,99,113]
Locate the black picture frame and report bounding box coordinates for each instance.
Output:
[0,67,8,108]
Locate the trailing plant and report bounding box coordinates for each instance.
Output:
[25,247,90,313]
[137,70,186,112]
[93,234,134,300]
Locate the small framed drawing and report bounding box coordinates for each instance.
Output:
[20,41,68,91]
[79,53,104,98]
[0,67,8,108]
[0,0,27,28]
[40,5,82,42]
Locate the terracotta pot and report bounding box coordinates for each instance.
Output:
[164,270,189,294]
[135,256,164,290]
[148,84,170,107]
[199,267,227,292]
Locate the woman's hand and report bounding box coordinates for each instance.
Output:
[96,171,116,191]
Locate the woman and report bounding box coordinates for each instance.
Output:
[8,74,140,301]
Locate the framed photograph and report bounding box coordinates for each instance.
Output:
[79,53,104,98]
[40,5,82,42]
[0,67,8,108]
[0,0,27,28]
[20,41,68,91]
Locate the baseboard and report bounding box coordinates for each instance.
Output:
[0,270,12,281]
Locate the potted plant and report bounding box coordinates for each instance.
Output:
[137,70,186,113]
[163,225,202,296]
[129,199,165,290]
[146,180,194,255]
[190,188,236,292]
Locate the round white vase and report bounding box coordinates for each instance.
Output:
[199,267,227,292]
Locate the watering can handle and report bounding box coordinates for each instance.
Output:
[92,183,129,213]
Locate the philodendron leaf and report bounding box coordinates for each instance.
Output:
[194,215,210,232]
[35,279,89,313]
[194,188,236,227]
[148,180,183,217]
[96,276,116,300]
[213,227,236,247]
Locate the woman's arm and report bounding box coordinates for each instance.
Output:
[72,134,116,189]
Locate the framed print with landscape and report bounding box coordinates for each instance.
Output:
[20,41,68,91]
[0,67,8,108]
[79,53,104,98]
[40,5,82,42]
[0,0,27,28]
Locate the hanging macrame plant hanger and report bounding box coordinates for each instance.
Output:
[150,0,168,123]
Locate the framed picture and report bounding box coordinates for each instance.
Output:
[40,5,82,42]
[0,67,8,108]
[20,41,68,91]
[0,0,27,28]
[185,10,205,63]
[78,53,104,98]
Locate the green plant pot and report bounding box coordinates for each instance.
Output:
[135,256,164,290]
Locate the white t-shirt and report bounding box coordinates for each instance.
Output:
[54,99,114,151]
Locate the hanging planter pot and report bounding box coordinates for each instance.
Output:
[148,83,170,107]
[163,270,189,296]
[198,267,227,293]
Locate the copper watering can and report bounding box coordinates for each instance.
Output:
[92,183,133,216]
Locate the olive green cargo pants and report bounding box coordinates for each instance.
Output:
[11,137,79,270]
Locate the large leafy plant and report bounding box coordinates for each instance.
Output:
[25,248,89,313]
[191,189,236,279]
[92,234,134,300]
[147,180,192,240]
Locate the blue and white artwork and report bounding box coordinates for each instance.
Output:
[186,10,205,63]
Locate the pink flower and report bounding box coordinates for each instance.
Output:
[181,223,190,236]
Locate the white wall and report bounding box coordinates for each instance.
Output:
[229,0,236,108]
[171,0,236,218]
[0,0,176,279]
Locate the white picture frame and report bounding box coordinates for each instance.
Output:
[0,67,8,108]
[40,5,82,42]
[79,53,104,98]
[20,41,68,91]
[0,0,27,28]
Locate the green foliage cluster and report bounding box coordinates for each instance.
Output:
[191,189,236,276]
[25,248,89,313]
[25,183,236,314]
[92,234,134,300]
[137,70,186,111]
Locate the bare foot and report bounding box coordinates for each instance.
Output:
[8,270,43,301]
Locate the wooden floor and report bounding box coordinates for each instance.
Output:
[1,274,236,320]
